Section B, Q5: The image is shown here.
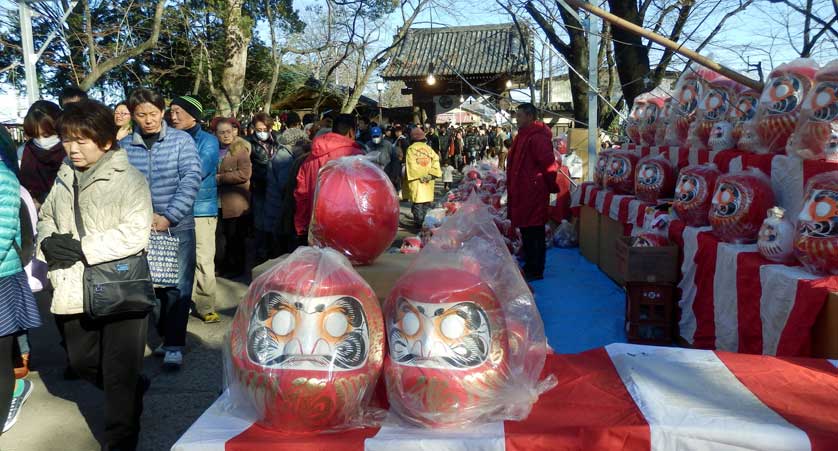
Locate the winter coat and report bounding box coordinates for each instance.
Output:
[0,155,22,278]
[364,140,393,170]
[247,132,282,197]
[19,140,65,204]
[404,141,442,204]
[217,138,252,219]
[279,127,309,148]
[261,144,295,232]
[120,122,202,232]
[36,149,153,315]
[506,121,559,228]
[293,132,363,235]
[464,133,480,154]
[190,126,220,217]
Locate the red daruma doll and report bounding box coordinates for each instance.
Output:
[794,171,838,275]
[626,96,647,144]
[635,155,675,202]
[709,169,775,243]
[787,59,838,161]
[639,95,667,147]
[673,163,721,227]
[604,150,640,194]
[755,58,820,153]
[669,67,721,145]
[309,156,400,265]
[225,247,385,433]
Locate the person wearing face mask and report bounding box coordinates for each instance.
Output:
[363,126,392,170]
[19,100,65,206]
[120,88,202,370]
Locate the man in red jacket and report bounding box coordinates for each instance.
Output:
[293,114,364,243]
[506,103,559,281]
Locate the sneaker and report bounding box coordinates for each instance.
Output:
[4,379,33,432]
[152,344,166,357]
[163,351,183,370]
[200,312,221,324]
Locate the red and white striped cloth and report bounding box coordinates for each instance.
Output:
[570,183,656,229]
[674,224,838,356]
[172,344,838,451]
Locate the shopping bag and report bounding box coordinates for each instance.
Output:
[147,231,179,287]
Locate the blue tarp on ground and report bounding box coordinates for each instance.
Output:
[531,248,627,353]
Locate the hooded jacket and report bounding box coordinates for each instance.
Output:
[36,150,153,315]
[506,121,559,228]
[404,141,442,204]
[293,132,363,235]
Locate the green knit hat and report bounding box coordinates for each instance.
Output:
[171,95,203,121]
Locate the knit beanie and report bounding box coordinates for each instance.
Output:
[170,95,203,122]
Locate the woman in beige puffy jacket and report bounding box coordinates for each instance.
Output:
[37,100,152,451]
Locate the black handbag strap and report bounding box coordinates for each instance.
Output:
[72,175,87,239]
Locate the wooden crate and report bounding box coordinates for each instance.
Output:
[625,283,675,345]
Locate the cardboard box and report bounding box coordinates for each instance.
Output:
[579,205,600,265]
[615,236,680,284]
[598,213,628,285]
[568,128,600,181]
[812,291,838,359]
[252,251,417,303]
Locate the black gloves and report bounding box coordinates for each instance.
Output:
[41,233,85,270]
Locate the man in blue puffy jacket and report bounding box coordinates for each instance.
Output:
[169,96,220,326]
[120,89,201,370]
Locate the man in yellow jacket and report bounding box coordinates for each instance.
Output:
[404,127,441,227]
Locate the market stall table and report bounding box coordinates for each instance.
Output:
[172,343,838,451]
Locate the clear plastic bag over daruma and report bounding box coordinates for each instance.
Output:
[309,156,400,265]
[754,58,820,154]
[786,59,838,161]
[382,195,556,428]
[224,247,386,434]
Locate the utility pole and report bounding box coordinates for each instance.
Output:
[19,0,38,106]
[586,14,599,181]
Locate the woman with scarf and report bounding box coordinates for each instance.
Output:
[19,101,64,207]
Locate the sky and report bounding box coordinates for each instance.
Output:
[1,0,836,122]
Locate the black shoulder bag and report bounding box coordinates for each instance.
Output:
[73,176,156,320]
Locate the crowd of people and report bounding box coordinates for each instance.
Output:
[0,83,558,450]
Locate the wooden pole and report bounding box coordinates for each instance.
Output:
[564,0,764,92]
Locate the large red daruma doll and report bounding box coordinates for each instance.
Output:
[670,67,722,145]
[787,60,838,160]
[626,97,647,145]
[640,95,667,146]
[635,155,676,202]
[605,150,640,194]
[755,58,820,153]
[673,163,721,227]
[309,156,399,265]
[383,267,511,427]
[794,171,838,275]
[226,247,385,433]
[709,169,775,243]
[690,78,745,151]
[729,88,761,150]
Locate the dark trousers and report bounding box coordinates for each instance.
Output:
[155,228,195,350]
[520,225,547,278]
[0,335,13,432]
[412,202,432,228]
[216,216,248,276]
[57,314,148,451]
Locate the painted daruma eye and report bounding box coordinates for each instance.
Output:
[324,312,349,338]
[440,314,466,340]
[271,309,295,336]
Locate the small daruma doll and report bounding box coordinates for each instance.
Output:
[690,78,745,151]
[755,58,820,153]
[383,266,511,427]
[604,150,640,194]
[787,60,838,160]
[794,171,838,275]
[673,163,721,227]
[709,169,775,243]
[227,247,385,432]
[708,121,735,152]
[757,207,796,263]
[309,156,400,265]
[635,155,676,202]
[594,149,615,188]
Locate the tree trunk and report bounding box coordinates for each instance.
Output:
[606,0,651,110]
[216,0,251,116]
